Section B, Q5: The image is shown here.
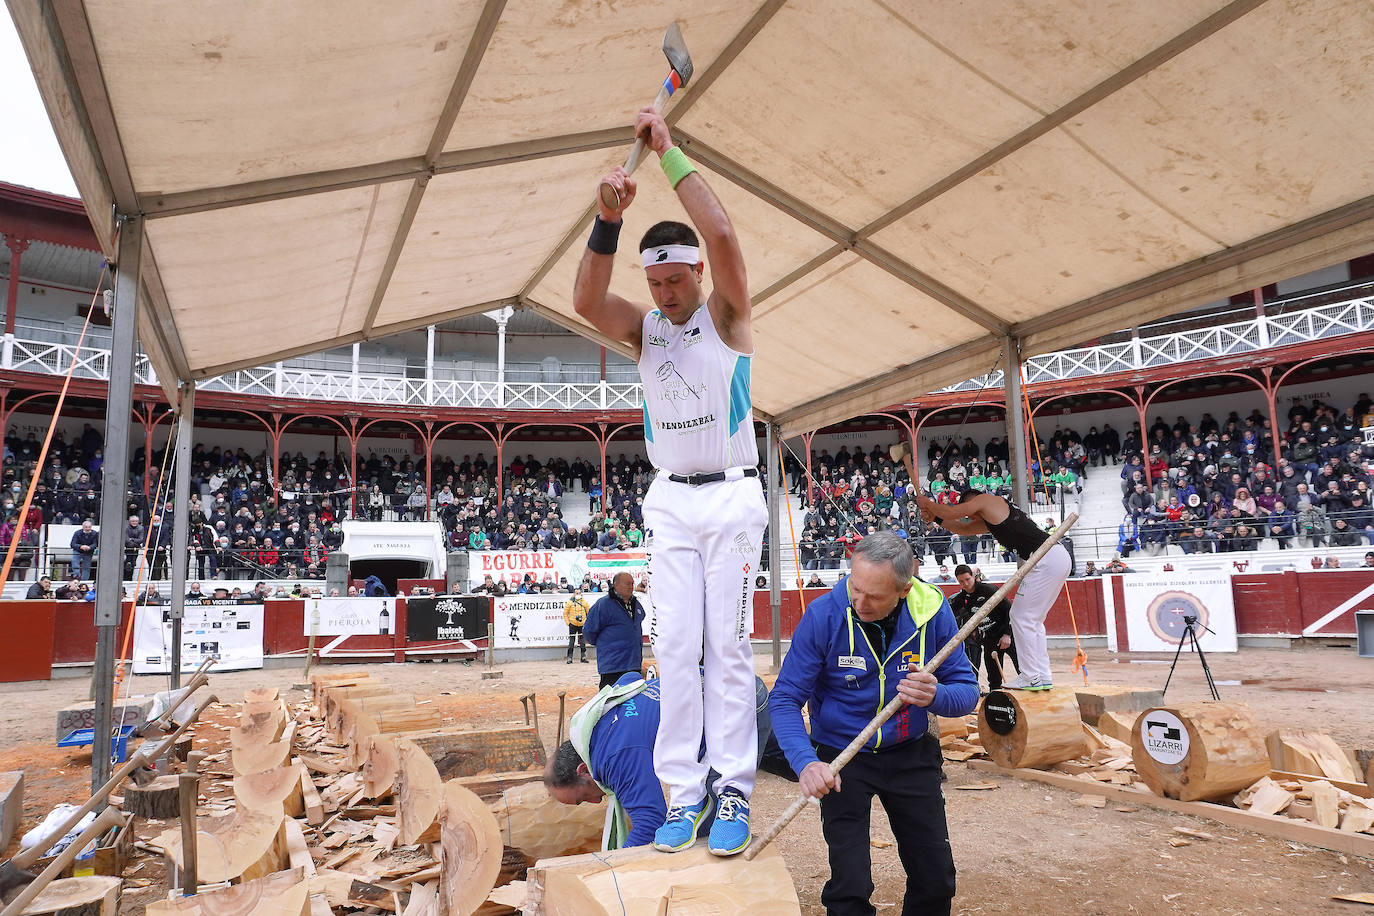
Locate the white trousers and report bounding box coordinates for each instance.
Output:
[1008,542,1071,682]
[644,474,767,806]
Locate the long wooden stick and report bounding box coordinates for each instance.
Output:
[743,513,1077,861]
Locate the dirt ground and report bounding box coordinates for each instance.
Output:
[1,644,1371,914]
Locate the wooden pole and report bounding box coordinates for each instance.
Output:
[744,513,1078,860]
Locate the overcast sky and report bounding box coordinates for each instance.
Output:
[1,8,79,197]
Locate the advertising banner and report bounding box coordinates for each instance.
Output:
[306,597,397,636]
[467,550,649,590]
[1117,573,1238,653]
[132,603,264,674]
[493,591,659,649]
[406,595,486,643]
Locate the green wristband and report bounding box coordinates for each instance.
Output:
[660,146,697,189]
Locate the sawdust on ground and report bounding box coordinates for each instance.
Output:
[0,644,1369,915]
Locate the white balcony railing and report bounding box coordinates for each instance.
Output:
[4,294,1373,411]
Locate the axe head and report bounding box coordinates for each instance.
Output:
[662,22,693,86]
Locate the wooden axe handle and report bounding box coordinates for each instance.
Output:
[0,807,125,916]
[598,81,674,211]
[743,514,1078,861]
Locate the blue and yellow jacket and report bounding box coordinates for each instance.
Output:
[768,576,979,776]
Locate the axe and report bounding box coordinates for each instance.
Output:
[598,22,694,211]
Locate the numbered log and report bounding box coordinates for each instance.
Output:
[1131,702,1270,802]
[526,842,800,916]
[978,688,1087,770]
[20,876,120,916]
[145,867,308,916]
[122,774,182,820]
[438,783,502,916]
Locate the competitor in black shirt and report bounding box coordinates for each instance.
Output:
[916,491,1070,690]
[949,564,1016,691]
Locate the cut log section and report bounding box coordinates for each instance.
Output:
[145,868,308,916]
[235,700,287,746]
[156,808,286,884]
[348,710,443,767]
[1266,730,1361,782]
[234,765,305,818]
[1074,685,1165,728]
[492,783,604,861]
[244,688,280,704]
[1132,702,1270,802]
[20,876,121,916]
[362,734,400,800]
[396,739,445,845]
[233,724,297,776]
[978,688,1087,770]
[122,774,182,820]
[1095,711,1138,745]
[526,841,801,916]
[438,783,502,916]
[451,771,544,804]
[321,685,392,737]
[312,672,371,708]
[377,728,547,783]
[331,694,415,739]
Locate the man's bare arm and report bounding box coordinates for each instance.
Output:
[572,166,649,357]
[635,109,751,353]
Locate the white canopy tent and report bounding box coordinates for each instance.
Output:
[10,0,1374,436]
[10,0,1374,785]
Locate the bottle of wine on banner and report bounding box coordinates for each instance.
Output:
[379,602,391,635]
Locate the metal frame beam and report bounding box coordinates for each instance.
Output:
[90,215,142,791]
[167,382,195,689]
[360,0,507,337]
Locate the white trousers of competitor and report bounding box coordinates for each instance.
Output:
[644,471,767,806]
[1009,542,1072,682]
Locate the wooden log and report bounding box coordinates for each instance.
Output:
[1073,685,1164,727]
[491,783,603,861]
[349,710,443,767]
[244,687,279,704]
[156,808,286,884]
[438,783,502,916]
[526,841,800,916]
[331,693,413,736]
[977,688,1087,770]
[19,876,121,916]
[312,671,371,707]
[396,739,445,845]
[1131,702,1270,802]
[235,700,287,746]
[321,685,391,736]
[363,733,401,799]
[380,728,547,782]
[145,868,308,916]
[1265,730,1361,782]
[450,771,544,804]
[1096,711,1138,745]
[234,765,305,818]
[1,769,25,849]
[122,774,182,820]
[233,723,297,776]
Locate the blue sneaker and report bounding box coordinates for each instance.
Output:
[708,788,750,856]
[654,795,714,852]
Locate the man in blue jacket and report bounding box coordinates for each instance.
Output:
[582,572,647,688]
[770,531,978,916]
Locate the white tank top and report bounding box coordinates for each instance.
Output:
[637,305,758,476]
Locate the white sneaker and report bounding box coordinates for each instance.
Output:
[1000,674,1052,691]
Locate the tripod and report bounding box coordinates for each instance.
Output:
[1162,614,1220,700]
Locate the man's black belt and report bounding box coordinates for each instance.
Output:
[667,467,759,486]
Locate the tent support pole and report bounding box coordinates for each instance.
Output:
[91,215,143,793]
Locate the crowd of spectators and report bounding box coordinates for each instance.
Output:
[1112,396,1374,556]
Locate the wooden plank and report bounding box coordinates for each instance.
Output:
[967,760,1374,858]
[1272,770,1371,799]
[300,765,325,826]
[284,818,317,878]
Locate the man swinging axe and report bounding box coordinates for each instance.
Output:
[915,489,1070,690]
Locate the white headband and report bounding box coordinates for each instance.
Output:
[641,244,701,269]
